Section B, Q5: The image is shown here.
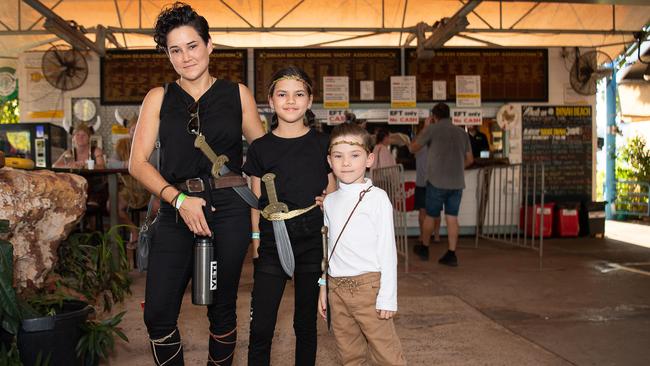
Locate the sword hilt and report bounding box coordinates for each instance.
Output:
[262,173,288,216]
[194,134,229,177]
[321,226,328,273]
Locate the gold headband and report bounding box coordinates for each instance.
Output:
[328,140,370,153]
[268,75,312,95]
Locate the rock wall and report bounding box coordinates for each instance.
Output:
[0,167,86,289]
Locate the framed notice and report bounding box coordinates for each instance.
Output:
[360,80,375,101]
[323,76,349,109]
[254,49,400,103]
[522,105,592,199]
[390,76,416,108]
[101,49,246,104]
[432,80,446,100]
[455,75,481,107]
[406,48,548,102]
[327,110,346,125]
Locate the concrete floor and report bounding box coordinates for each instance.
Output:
[106,222,650,365]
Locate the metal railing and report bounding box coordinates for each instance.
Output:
[614,180,650,218]
[474,163,546,267]
[371,164,409,272]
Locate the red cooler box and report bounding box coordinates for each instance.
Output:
[519,203,555,237]
[555,204,580,237]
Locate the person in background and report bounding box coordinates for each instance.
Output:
[370,128,396,171]
[467,125,490,158]
[414,117,440,244]
[53,123,106,169]
[409,102,473,266]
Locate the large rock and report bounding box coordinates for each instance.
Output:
[0,167,86,289]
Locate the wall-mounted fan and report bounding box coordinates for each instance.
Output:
[569,49,613,96]
[41,45,88,91]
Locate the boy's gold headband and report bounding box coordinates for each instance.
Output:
[268,75,312,95]
[328,140,370,153]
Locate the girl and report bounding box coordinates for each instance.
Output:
[129,2,264,365]
[244,66,336,365]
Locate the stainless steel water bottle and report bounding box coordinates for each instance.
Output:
[193,236,216,305]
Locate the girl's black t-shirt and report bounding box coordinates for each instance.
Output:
[243,128,331,272]
[158,80,243,183]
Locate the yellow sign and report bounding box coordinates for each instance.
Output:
[27,110,64,119]
[391,101,417,108]
[323,101,349,109]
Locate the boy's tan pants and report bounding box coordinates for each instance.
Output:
[328,272,406,366]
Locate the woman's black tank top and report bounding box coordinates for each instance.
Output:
[158,79,243,183]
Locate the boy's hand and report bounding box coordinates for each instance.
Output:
[376,309,396,319]
[318,286,328,320]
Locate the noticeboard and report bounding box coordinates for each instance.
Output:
[406,48,548,102]
[101,49,247,105]
[522,105,592,199]
[254,49,400,103]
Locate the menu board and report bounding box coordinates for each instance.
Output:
[406,48,547,102]
[254,49,400,103]
[101,50,246,104]
[522,105,592,199]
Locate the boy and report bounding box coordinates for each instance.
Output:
[319,123,406,365]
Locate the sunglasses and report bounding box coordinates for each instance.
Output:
[187,101,200,135]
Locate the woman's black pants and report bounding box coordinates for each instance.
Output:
[144,189,250,365]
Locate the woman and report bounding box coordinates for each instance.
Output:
[370,128,396,171]
[53,123,105,169]
[129,3,264,365]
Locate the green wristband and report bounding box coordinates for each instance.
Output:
[175,193,187,210]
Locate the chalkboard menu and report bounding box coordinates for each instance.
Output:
[522,105,592,199]
[101,50,247,104]
[406,48,548,102]
[254,49,400,103]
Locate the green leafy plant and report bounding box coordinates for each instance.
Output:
[0,100,19,125]
[56,225,132,312]
[76,311,128,366]
[615,136,650,218]
[0,219,21,336]
[0,342,22,366]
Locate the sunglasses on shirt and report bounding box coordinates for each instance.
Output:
[187,101,200,135]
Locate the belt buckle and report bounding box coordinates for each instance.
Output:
[186,178,205,193]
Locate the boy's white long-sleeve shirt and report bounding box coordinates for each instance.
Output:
[323,179,398,311]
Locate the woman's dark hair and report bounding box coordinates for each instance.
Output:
[431,102,451,119]
[268,66,315,130]
[375,128,389,144]
[329,123,372,153]
[153,2,210,52]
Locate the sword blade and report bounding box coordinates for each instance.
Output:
[232,185,259,209]
[272,220,295,277]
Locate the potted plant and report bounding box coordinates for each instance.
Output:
[0,222,131,365]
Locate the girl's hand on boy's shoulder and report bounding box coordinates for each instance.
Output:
[317,286,328,320]
[376,309,396,319]
[315,189,327,209]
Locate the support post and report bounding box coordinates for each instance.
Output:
[605,69,617,219]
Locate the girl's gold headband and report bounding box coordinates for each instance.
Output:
[268,75,313,95]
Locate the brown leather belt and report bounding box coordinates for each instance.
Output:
[174,173,247,193]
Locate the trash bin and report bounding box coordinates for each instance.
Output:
[555,202,580,237]
[520,202,555,237]
[586,201,606,237]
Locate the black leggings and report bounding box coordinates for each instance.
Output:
[144,189,250,365]
[248,270,320,366]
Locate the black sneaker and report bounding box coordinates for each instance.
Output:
[413,244,429,260]
[438,250,458,267]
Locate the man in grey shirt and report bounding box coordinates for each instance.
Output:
[409,103,473,266]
